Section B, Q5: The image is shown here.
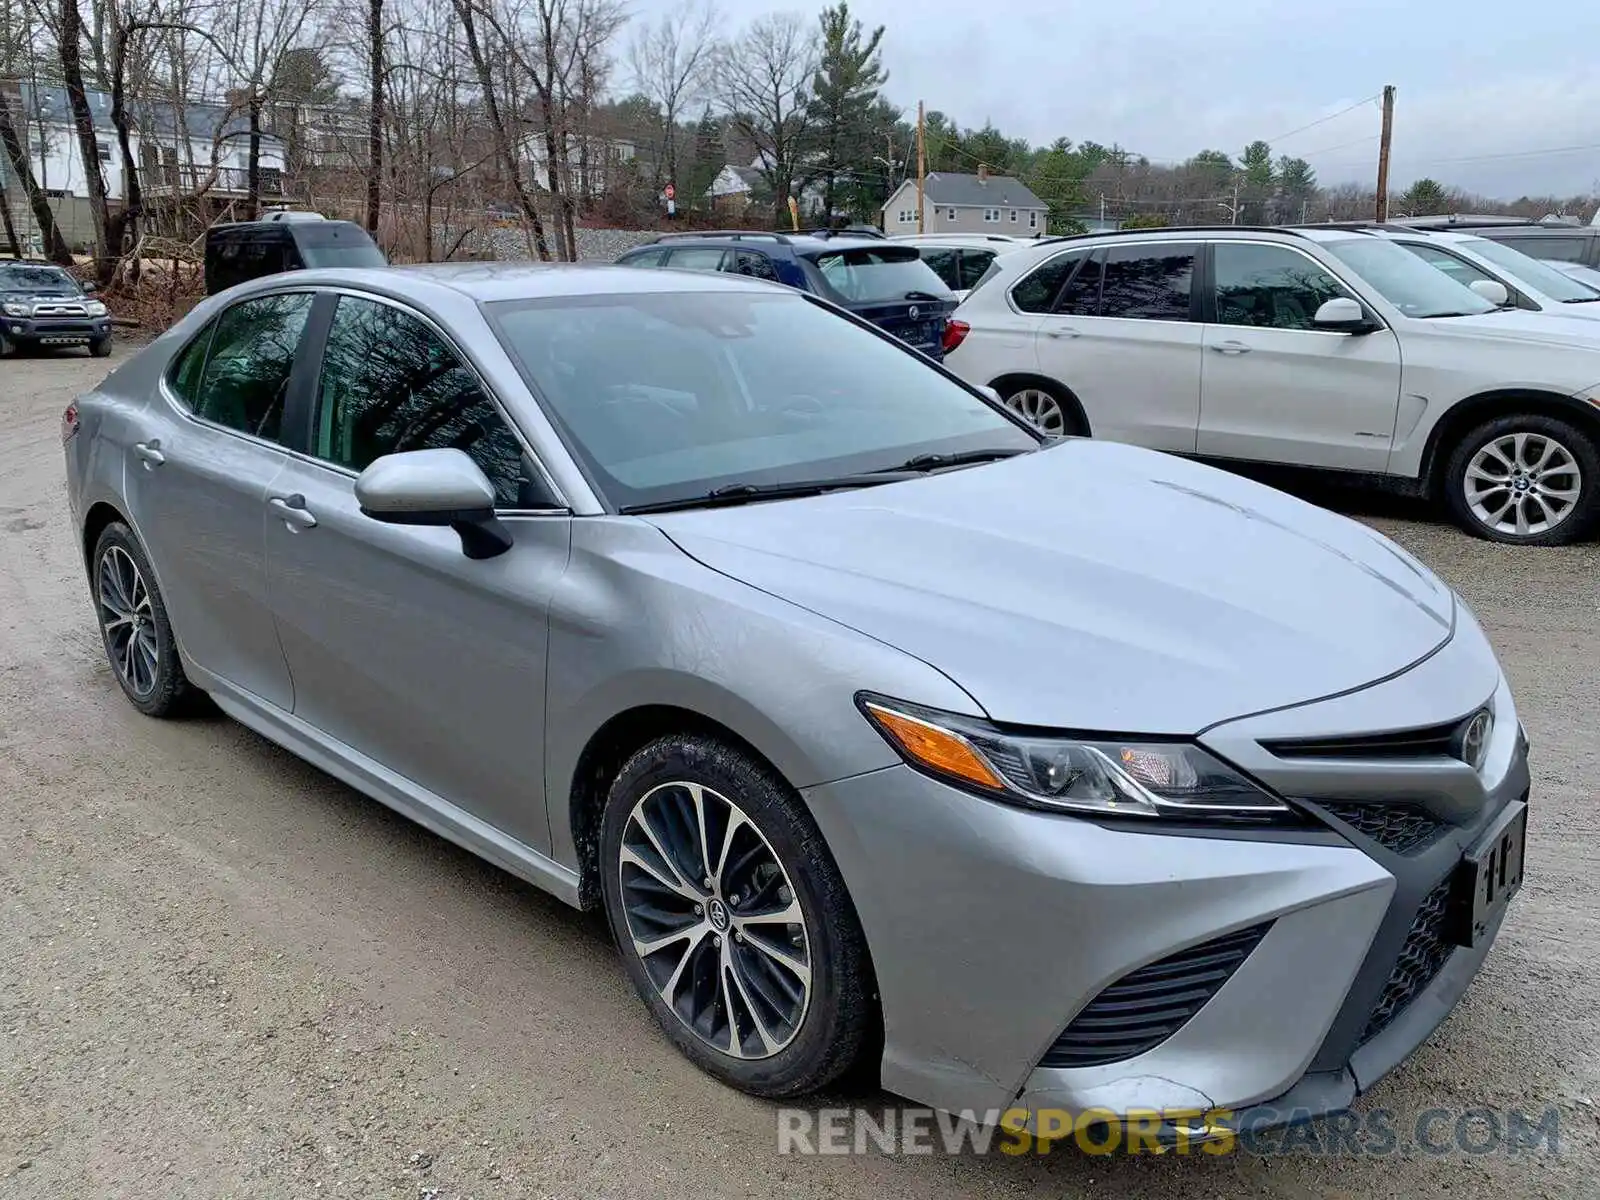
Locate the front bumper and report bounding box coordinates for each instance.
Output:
[3,315,111,346]
[802,610,1528,1128]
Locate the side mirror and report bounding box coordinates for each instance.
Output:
[1312,297,1371,333]
[80,281,98,294]
[355,448,512,560]
[1469,278,1510,306]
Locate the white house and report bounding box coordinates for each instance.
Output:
[518,130,638,200]
[881,168,1048,235]
[704,154,825,215]
[6,82,290,202]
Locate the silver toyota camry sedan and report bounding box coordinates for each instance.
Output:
[63,262,1529,1140]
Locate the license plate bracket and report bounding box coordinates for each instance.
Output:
[1447,800,1527,948]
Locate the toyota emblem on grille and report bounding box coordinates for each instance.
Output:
[1455,709,1493,770]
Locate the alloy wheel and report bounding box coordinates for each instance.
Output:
[1005,388,1067,435]
[1464,431,1583,539]
[617,781,811,1059]
[98,545,159,698]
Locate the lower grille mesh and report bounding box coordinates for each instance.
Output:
[1320,801,1447,855]
[1040,922,1271,1069]
[1360,875,1456,1044]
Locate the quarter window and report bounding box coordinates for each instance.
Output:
[1212,243,1351,330]
[167,320,216,408]
[192,292,313,441]
[310,296,530,507]
[1097,243,1197,321]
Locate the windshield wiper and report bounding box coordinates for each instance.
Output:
[1563,296,1600,304]
[886,447,1032,472]
[619,472,914,515]
[903,290,946,302]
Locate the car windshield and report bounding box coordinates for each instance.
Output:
[485,290,1035,510]
[0,264,79,293]
[1461,237,1600,302]
[1321,237,1496,317]
[804,246,953,304]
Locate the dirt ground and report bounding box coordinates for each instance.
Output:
[2,345,1597,1199]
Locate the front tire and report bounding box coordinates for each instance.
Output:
[1444,415,1600,545]
[91,522,195,716]
[89,335,113,358]
[599,734,873,1098]
[1000,380,1082,437]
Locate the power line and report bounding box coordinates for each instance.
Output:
[1263,94,1382,147]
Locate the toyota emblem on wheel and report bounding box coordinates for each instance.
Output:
[706,897,730,931]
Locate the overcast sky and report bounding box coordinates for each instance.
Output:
[626,0,1600,203]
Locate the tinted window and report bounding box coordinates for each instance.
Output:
[1497,235,1587,263]
[666,248,729,272]
[194,293,313,440]
[919,248,961,291]
[1011,251,1083,313]
[311,296,529,507]
[1098,243,1196,321]
[1214,244,1353,330]
[1053,253,1102,316]
[729,250,779,281]
[957,250,997,290]
[168,321,216,407]
[486,291,1035,510]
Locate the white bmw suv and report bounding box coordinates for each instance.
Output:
[943,226,1600,544]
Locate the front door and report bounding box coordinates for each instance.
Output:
[120,291,316,709]
[1034,241,1204,453]
[1198,242,1403,471]
[262,292,570,854]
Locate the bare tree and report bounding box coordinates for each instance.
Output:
[0,85,72,261]
[716,12,817,224]
[56,0,118,269]
[626,0,714,190]
[364,0,381,232]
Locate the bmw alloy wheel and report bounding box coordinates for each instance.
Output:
[97,544,159,698]
[617,780,811,1059]
[1005,387,1067,435]
[1464,431,1583,539]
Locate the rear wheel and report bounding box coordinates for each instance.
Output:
[599,733,873,1098]
[1444,415,1600,546]
[91,522,196,716]
[1000,380,1081,437]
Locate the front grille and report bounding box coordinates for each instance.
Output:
[1040,923,1271,1069]
[1261,719,1464,760]
[1320,801,1447,855]
[1359,875,1456,1044]
[32,302,88,317]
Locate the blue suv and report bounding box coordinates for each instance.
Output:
[615,231,958,359]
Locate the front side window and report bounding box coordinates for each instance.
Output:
[1213,243,1353,330]
[193,292,313,441]
[1097,243,1197,321]
[311,296,529,506]
[1011,250,1085,313]
[486,291,1036,510]
[621,247,668,268]
[665,248,729,272]
[1396,242,1497,292]
[1320,236,1494,318]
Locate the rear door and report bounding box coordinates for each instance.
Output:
[1197,241,1402,471]
[1034,241,1203,453]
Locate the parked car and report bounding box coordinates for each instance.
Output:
[887,233,1030,300]
[946,225,1600,544]
[204,212,387,295]
[615,231,957,359]
[64,261,1529,1141]
[1392,215,1600,270]
[0,262,113,358]
[1366,226,1600,318]
[1550,260,1600,291]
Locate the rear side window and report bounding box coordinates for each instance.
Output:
[1097,243,1197,321]
[193,292,314,442]
[1011,250,1085,313]
[919,248,961,291]
[957,250,997,290]
[1053,253,1103,316]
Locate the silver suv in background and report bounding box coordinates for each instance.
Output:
[946,226,1600,544]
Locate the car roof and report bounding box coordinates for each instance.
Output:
[637,231,904,255]
[234,261,788,302]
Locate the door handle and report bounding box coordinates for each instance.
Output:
[1044,327,1080,339]
[268,494,317,530]
[1211,340,1251,355]
[133,440,165,466]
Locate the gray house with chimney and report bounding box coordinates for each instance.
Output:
[881,168,1048,235]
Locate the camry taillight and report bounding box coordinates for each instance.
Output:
[61,401,79,443]
[942,319,970,354]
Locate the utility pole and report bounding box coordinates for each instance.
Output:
[1375,84,1396,222]
[915,100,926,233]
[1231,176,1241,224]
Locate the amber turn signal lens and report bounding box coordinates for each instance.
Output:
[864,702,1005,791]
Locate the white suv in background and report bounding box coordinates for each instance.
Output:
[889,233,1032,300]
[1373,226,1600,320]
[944,227,1600,545]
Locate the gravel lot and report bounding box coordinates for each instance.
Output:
[3,345,1597,1199]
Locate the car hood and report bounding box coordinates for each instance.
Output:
[646,441,1455,734]
[1422,307,1600,345]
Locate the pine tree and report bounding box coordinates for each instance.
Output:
[805,3,886,220]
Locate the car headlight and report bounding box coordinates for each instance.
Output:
[2,302,30,317]
[85,300,107,317]
[858,694,1291,821]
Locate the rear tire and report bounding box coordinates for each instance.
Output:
[1443,414,1600,546]
[599,733,874,1099]
[91,521,197,717]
